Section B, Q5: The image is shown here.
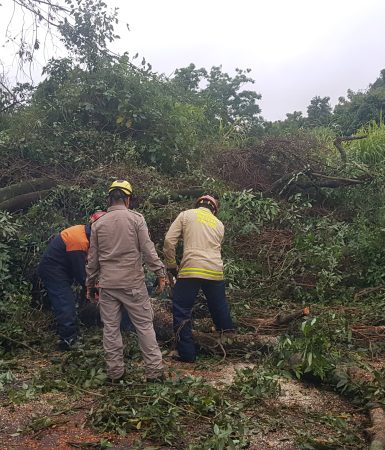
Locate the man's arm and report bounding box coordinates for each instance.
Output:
[137,217,165,277]
[163,213,184,269]
[86,229,100,288]
[68,251,87,285]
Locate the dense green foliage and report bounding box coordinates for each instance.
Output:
[2,2,385,448]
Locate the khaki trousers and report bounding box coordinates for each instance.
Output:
[99,286,163,380]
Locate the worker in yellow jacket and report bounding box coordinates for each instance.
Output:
[163,195,234,362]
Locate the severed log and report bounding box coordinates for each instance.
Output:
[238,307,310,333]
[0,190,51,212]
[152,300,174,342]
[326,367,385,449]
[0,177,57,203]
[147,187,205,205]
[366,405,385,450]
[192,330,278,357]
[274,307,310,325]
[151,299,278,356]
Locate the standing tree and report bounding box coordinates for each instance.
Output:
[306,95,332,127]
[334,69,385,135]
[172,63,263,133]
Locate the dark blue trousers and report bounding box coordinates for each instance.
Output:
[41,278,78,343]
[172,278,234,362]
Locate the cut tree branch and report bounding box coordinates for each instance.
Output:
[366,405,385,450]
[334,135,368,167]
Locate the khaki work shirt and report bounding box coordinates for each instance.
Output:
[86,205,165,289]
[163,207,224,280]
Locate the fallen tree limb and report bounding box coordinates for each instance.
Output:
[147,187,205,205]
[351,325,385,341]
[366,405,385,450]
[0,177,56,203]
[192,330,278,357]
[354,285,385,300]
[308,172,368,184]
[268,169,369,197]
[0,189,51,212]
[151,300,279,356]
[334,135,368,167]
[275,307,310,325]
[238,307,310,333]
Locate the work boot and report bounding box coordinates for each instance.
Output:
[171,355,195,363]
[57,337,78,352]
[106,371,126,385]
[146,373,166,383]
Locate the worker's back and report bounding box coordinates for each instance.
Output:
[38,224,89,284]
[165,207,225,280]
[88,205,163,289]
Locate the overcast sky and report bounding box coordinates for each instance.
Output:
[1,0,385,120]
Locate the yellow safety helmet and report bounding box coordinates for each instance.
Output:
[108,180,133,196]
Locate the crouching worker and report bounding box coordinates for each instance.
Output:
[38,211,106,350]
[163,195,235,363]
[86,180,167,383]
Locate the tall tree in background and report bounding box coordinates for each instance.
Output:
[306,96,332,128]
[172,63,262,134]
[334,69,385,135]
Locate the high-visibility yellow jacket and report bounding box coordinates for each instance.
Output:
[163,207,224,280]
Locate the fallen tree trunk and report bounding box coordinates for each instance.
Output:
[0,177,56,203]
[0,190,51,212]
[238,307,310,333]
[151,300,279,356]
[366,405,385,450]
[192,330,278,357]
[147,187,205,205]
[269,170,370,197]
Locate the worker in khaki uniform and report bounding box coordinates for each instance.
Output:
[86,180,167,382]
[163,195,234,362]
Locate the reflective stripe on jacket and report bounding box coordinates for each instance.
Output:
[163,207,224,281]
[86,205,165,289]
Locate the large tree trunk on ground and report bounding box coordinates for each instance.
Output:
[238,307,310,334]
[151,300,280,356]
[191,330,278,357]
[0,177,56,203]
[366,405,385,450]
[0,190,51,212]
[147,187,205,205]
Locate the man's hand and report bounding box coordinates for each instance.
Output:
[86,287,99,302]
[155,276,168,295]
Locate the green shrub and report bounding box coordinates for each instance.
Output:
[219,190,280,236]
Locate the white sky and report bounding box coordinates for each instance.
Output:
[1,0,385,120]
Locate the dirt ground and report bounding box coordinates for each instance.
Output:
[0,358,368,450]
